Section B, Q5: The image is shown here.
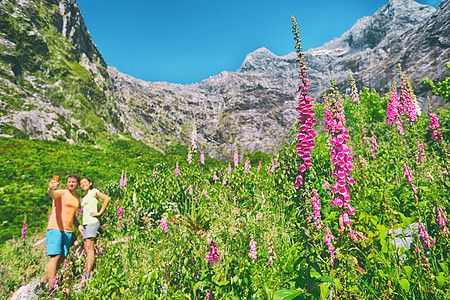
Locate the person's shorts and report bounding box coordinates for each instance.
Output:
[83,222,100,240]
[46,229,72,256]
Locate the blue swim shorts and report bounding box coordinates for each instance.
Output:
[46,229,72,256]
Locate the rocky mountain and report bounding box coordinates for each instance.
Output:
[0,0,449,159]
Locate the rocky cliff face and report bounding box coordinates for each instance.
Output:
[0,0,449,158]
[0,0,122,144]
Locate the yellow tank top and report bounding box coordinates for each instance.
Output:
[81,189,100,225]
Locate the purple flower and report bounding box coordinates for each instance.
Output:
[418,221,435,249]
[429,113,443,142]
[119,171,127,190]
[200,148,205,165]
[324,228,335,266]
[227,163,231,175]
[160,218,168,233]
[205,239,220,266]
[244,159,251,174]
[386,85,404,135]
[117,206,123,220]
[175,162,179,178]
[153,169,157,181]
[21,218,27,241]
[234,148,239,167]
[267,239,277,270]
[399,65,419,124]
[187,152,192,164]
[249,234,257,263]
[257,161,262,173]
[349,71,360,105]
[403,164,413,184]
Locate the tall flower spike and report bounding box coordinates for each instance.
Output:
[205,239,220,266]
[174,162,179,178]
[349,70,360,105]
[292,16,317,188]
[200,148,205,165]
[399,64,420,123]
[234,148,239,167]
[191,122,198,152]
[386,83,404,135]
[21,217,27,241]
[249,234,257,263]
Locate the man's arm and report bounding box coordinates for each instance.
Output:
[47,180,61,199]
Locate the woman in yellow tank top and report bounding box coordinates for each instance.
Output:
[80,177,111,280]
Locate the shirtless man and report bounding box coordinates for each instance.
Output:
[35,174,83,292]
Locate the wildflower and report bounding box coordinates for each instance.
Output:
[292,16,317,187]
[191,123,198,152]
[227,163,231,175]
[399,64,419,123]
[117,206,123,220]
[222,176,227,187]
[249,234,257,263]
[267,240,277,271]
[187,152,192,164]
[205,289,212,300]
[427,172,434,182]
[98,247,104,254]
[205,239,220,266]
[244,159,251,174]
[415,141,426,165]
[234,148,239,167]
[160,218,168,233]
[203,189,209,200]
[52,274,59,289]
[371,136,379,158]
[200,148,205,165]
[358,155,367,167]
[153,169,157,181]
[175,162,179,178]
[324,228,335,266]
[428,113,443,142]
[403,164,413,183]
[21,217,27,241]
[349,70,360,105]
[418,221,435,249]
[437,207,449,237]
[386,84,404,135]
[257,161,262,173]
[119,170,127,190]
[310,189,323,230]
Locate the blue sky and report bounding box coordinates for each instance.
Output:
[76,0,442,84]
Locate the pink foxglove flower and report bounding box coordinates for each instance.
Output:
[415,141,426,165]
[310,189,323,230]
[324,228,335,266]
[234,148,239,167]
[119,171,127,190]
[257,161,262,173]
[160,218,168,233]
[267,240,277,270]
[205,239,220,266]
[399,65,419,124]
[227,163,231,175]
[244,159,251,174]
[386,85,404,135]
[349,71,360,105]
[292,17,317,188]
[205,289,212,300]
[200,148,205,165]
[117,206,123,220]
[437,207,449,237]
[403,164,413,183]
[98,247,104,254]
[418,221,435,249]
[174,162,179,178]
[203,189,209,200]
[187,152,192,164]
[21,218,27,241]
[153,169,157,181]
[428,113,443,142]
[249,234,257,263]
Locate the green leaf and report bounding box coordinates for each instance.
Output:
[319,284,330,299]
[436,275,446,289]
[399,278,410,292]
[404,266,413,279]
[193,281,203,295]
[440,262,449,276]
[315,276,335,285]
[273,289,305,300]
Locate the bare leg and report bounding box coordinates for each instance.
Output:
[84,238,96,273]
[44,255,65,286]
